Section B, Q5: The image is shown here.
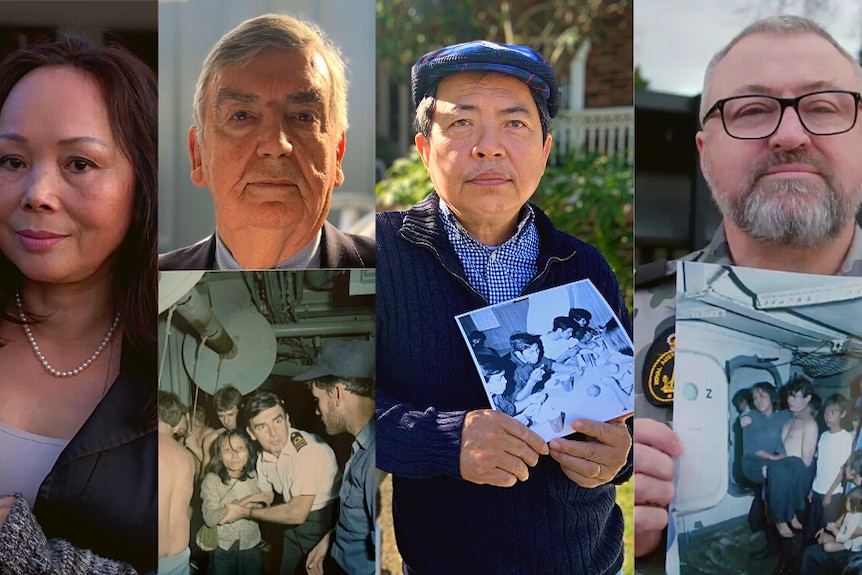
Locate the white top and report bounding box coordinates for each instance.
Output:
[836,511,862,551]
[813,429,854,495]
[257,427,340,511]
[540,333,575,362]
[0,421,69,508]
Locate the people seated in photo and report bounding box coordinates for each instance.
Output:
[540,317,578,361]
[739,382,792,559]
[568,308,597,341]
[816,486,862,553]
[732,388,754,488]
[468,330,500,360]
[507,332,574,398]
[734,389,753,418]
[740,382,792,485]
[479,356,548,428]
[799,450,862,575]
[761,378,819,572]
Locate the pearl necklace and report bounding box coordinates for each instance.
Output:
[15,290,121,378]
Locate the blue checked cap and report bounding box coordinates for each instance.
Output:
[412,40,560,118]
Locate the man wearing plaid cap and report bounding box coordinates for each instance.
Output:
[376,40,632,574]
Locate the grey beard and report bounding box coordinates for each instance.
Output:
[706,153,858,249]
[719,178,847,248]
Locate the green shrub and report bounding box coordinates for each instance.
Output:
[376,147,634,308]
[375,147,434,208]
[533,150,633,307]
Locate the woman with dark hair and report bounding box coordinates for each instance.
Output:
[201,430,262,575]
[0,36,157,574]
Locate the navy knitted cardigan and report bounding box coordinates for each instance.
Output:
[376,194,633,575]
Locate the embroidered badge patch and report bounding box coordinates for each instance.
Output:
[291,431,307,452]
[643,326,675,407]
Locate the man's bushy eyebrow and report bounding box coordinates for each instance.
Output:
[288,88,326,105]
[214,88,258,107]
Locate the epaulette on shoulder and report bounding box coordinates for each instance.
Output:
[290,431,307,452]
[635,260,676,289]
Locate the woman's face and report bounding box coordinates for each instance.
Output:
[220,435,249,476]
[752,387,773,414]
[0,66,134,285]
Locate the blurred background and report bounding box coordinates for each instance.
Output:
[373,1,634,573]
[634,0,862,265]
[157,0,376,253]
[0,1,155,70]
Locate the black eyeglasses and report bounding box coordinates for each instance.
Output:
[701,90,862,139]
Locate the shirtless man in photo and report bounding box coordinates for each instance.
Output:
[184,406,214,466]
[158,391,197,575]
[761,378,819,539]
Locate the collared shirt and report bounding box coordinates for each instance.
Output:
[439,200,539,304]
[214,230,322,270]
[687,223,862,273]
[257,427,340,512]
[333,421,376,575]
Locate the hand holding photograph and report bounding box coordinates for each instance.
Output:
[668,261,862,575]
[456,280,634,442]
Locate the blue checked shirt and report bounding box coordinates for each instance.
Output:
[439,200,539,304]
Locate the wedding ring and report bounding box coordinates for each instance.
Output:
[593,464,602,478]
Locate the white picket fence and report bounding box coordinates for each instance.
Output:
[552,106,634,164]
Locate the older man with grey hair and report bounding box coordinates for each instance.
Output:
[634,14,862,575]
[159,14,374,270]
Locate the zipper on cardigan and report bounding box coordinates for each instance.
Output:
[401,234,488,304]
[402,232,579,303]
[520,250,578,296]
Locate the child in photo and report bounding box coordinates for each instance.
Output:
[479,356,548,427]
[507,333,574,399]
[817,487,862,553]
[807,394,855,545]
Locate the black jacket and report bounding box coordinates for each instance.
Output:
[158,221,375,270]
[34,340,157,574]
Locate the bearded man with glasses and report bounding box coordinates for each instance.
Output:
[633,15,862,575]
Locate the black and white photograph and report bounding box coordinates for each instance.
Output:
[455,279,634,443]
[669,261,862,575]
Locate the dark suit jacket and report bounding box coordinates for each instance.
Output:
[158,221,375,270]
